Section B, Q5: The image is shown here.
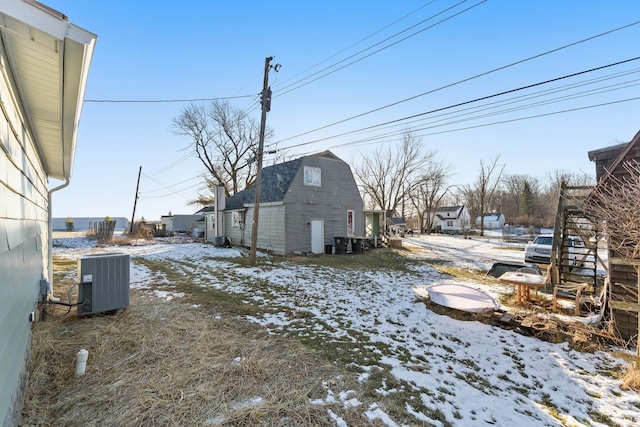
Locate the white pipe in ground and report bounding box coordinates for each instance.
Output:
[76,349,89,376]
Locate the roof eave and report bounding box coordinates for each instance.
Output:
[0,0,97,180]
[60,31,96,179]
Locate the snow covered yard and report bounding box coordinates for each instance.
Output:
[30,233,640,426]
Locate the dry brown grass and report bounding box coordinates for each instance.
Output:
[621,364,640,391]
[22,292,365,426]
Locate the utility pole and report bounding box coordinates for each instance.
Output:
[249,56,279,265]
[129,166,141,234]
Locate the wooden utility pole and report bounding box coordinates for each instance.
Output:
[249,57,274,265]
[129,166,142,234]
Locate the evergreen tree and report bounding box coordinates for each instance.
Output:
[519,180,534,225]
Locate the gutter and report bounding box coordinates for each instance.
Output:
[46,178,70,300]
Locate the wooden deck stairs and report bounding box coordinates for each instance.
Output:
[549,183,602,315]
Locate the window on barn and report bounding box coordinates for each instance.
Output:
[232,212,241,228]
[347,210,354,236]
[304,166,321,187]
[447,220,453,227]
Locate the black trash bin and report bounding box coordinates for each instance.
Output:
[325,244,333,254]
[334,237,346,254]
[352,239,363,254]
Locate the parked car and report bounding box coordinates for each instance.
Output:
[524,234,588,266]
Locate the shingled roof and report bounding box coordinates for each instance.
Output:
[435,206,465,220]
[225,157,303,210]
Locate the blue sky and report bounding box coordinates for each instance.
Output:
[45,0,640,221]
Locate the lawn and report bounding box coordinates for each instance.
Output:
[21,234,640,426]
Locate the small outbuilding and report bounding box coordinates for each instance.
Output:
[224,151,364,255]
[160,213,202,235]
[387,217,407,235]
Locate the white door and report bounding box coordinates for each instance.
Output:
[310,219,324,254]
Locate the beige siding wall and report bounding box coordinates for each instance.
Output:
[0,47,49,425]
[254,204,286,255]
[224,210,246,247]
[224,204,286,255]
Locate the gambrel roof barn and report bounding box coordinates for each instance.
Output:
[224,151,364,255]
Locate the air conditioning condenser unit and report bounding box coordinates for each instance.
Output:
[77,253,130,316]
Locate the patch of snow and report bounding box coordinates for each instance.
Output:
[152,290,184,301]
[365,403,398,427]
[50,232,640,426]
[327,409,347,427]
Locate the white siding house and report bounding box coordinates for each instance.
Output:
[0,2,96,424]
[433,206,471,233]
[476,212,506,229]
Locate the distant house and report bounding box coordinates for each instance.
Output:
[199,186,226,244]
[224,151,364,255]
[160,213,202,235]
[588,129,640,341]
[433,206,471,233]
[0,3,96,424]
[387,217,407,235]
[196,206,216,241]
[476,212,505,229]
[52,217,129,231]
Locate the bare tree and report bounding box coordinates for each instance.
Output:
[354,132,433,217]
[540,169,594,226]
[546,169,593,194]
[466,155,505,236]
[409,160,451,234]
[584,161,640,259]
[583,160,640,373]
[172,100,273,203]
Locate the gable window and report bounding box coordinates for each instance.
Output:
[304,166,321,187]
[347,210,354,236]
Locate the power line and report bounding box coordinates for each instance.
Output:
[275,56,640,151]
[84,94,254,103]
[283,57,640,149]
[270,20,640,147]
[138,172,207,199]
[290,96,640,160]
[144,149,197,176]
[339,68,640,143]
[139,181,205,199]
[351,79,640,149]
[275,0,438,88]
[140,172,204,194]
[275,0,487,97]
[414,97,640,138]
[159,65,639,186]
